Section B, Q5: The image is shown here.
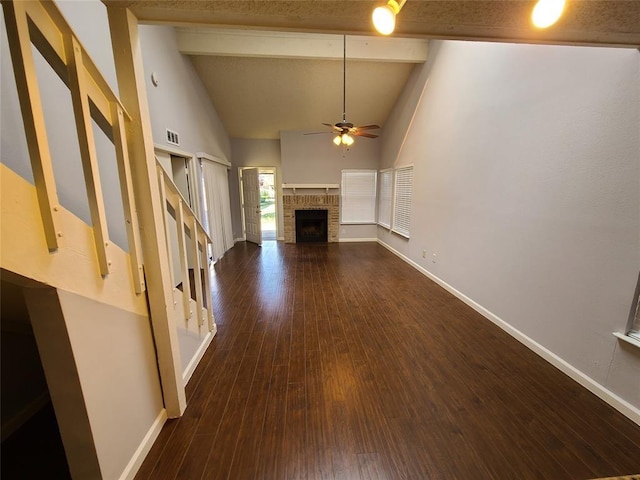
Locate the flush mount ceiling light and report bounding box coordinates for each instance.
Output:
[372,0,407,35]
[532,0,566,28]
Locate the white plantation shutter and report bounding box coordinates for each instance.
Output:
[630,291,640,340]
[341,170,377,224]
[631,305,640,339]
[625,273,640,340]
[378,169,393,228]
[392,165,413,238]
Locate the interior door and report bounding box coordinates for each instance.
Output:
[242,168,262,245]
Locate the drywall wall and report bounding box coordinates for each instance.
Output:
[24,287,164,480]
[230,138,283,240]
[379,40,640,412]
[139,25,231,163]
[280,131,380,240]
[138,24,231,372]
[0,1,128,250]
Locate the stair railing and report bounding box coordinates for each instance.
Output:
[2,0,144,292]
[156,162,215,332]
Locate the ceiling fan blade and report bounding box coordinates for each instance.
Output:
[321,123,342,132]
[321,123,334,128]
[354,132,378,138]
[355,124,380,131]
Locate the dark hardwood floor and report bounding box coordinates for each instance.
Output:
[137,241,640,480]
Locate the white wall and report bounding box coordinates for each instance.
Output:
[281,131,380,240]
[380,40,640,413]
[230,138,282,240]
[139,25,231,162]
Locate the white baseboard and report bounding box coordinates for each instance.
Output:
[234,237,245,244]
[183,330,216,385]
[338,237,378,243]
[119,408,167,480]
[377,239,640,426]
[277,236,285,241]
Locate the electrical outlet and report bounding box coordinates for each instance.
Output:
[432,253,437,263]
[422,250,426,258]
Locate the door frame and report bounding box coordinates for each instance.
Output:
[238,166,280,242]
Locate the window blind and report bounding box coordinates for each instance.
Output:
[341,170,377,224]
[378,169,393,228]
[630,295,640,340]
[201,159,234,261]
[392,165,413,238]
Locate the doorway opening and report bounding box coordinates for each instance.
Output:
[239,167,279,244]
[259,171,276,241]
[1,281,71,479]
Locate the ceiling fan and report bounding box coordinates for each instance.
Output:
[307,34,380,146]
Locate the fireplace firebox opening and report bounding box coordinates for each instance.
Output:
[295,209,328,243]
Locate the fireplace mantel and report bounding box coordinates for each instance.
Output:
[282,183,339,194]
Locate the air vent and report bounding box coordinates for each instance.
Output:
[166,129,180,146]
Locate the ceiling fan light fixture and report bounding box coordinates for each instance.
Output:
[531,0,566,28]
[333,135,343,146]
[372,0,406,35]
[342,134,354,146]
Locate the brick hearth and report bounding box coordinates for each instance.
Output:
[283,194,339,243]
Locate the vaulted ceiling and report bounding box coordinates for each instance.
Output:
[106,1,640,139]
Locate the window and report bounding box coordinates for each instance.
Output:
[377,169,393,228]
[392,165,413,238]
[628,272,640,340]
[341,170,377,224]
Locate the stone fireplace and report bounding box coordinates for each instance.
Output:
[283,194,339,243]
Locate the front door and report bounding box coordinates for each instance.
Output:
[242,168,262,245]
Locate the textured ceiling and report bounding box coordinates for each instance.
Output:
[106,0,640,139]
[108,1,640,46]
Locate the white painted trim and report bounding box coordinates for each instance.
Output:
[196,151,231,168]
[175,28,428,63]
[153,142,195,160]
[377,238,640,427]
[182,330,215,384]
[119,408,167,480]
[613,331,640,349]
[282,183,339,189]
[338,237,378,243]
[277,237,285,241]
[234,237,245,244]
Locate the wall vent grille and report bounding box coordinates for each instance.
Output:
[166,129,180,146]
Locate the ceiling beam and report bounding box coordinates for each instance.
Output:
[175,28,428,63]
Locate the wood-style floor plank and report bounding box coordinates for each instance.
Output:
[136,241,640,480]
